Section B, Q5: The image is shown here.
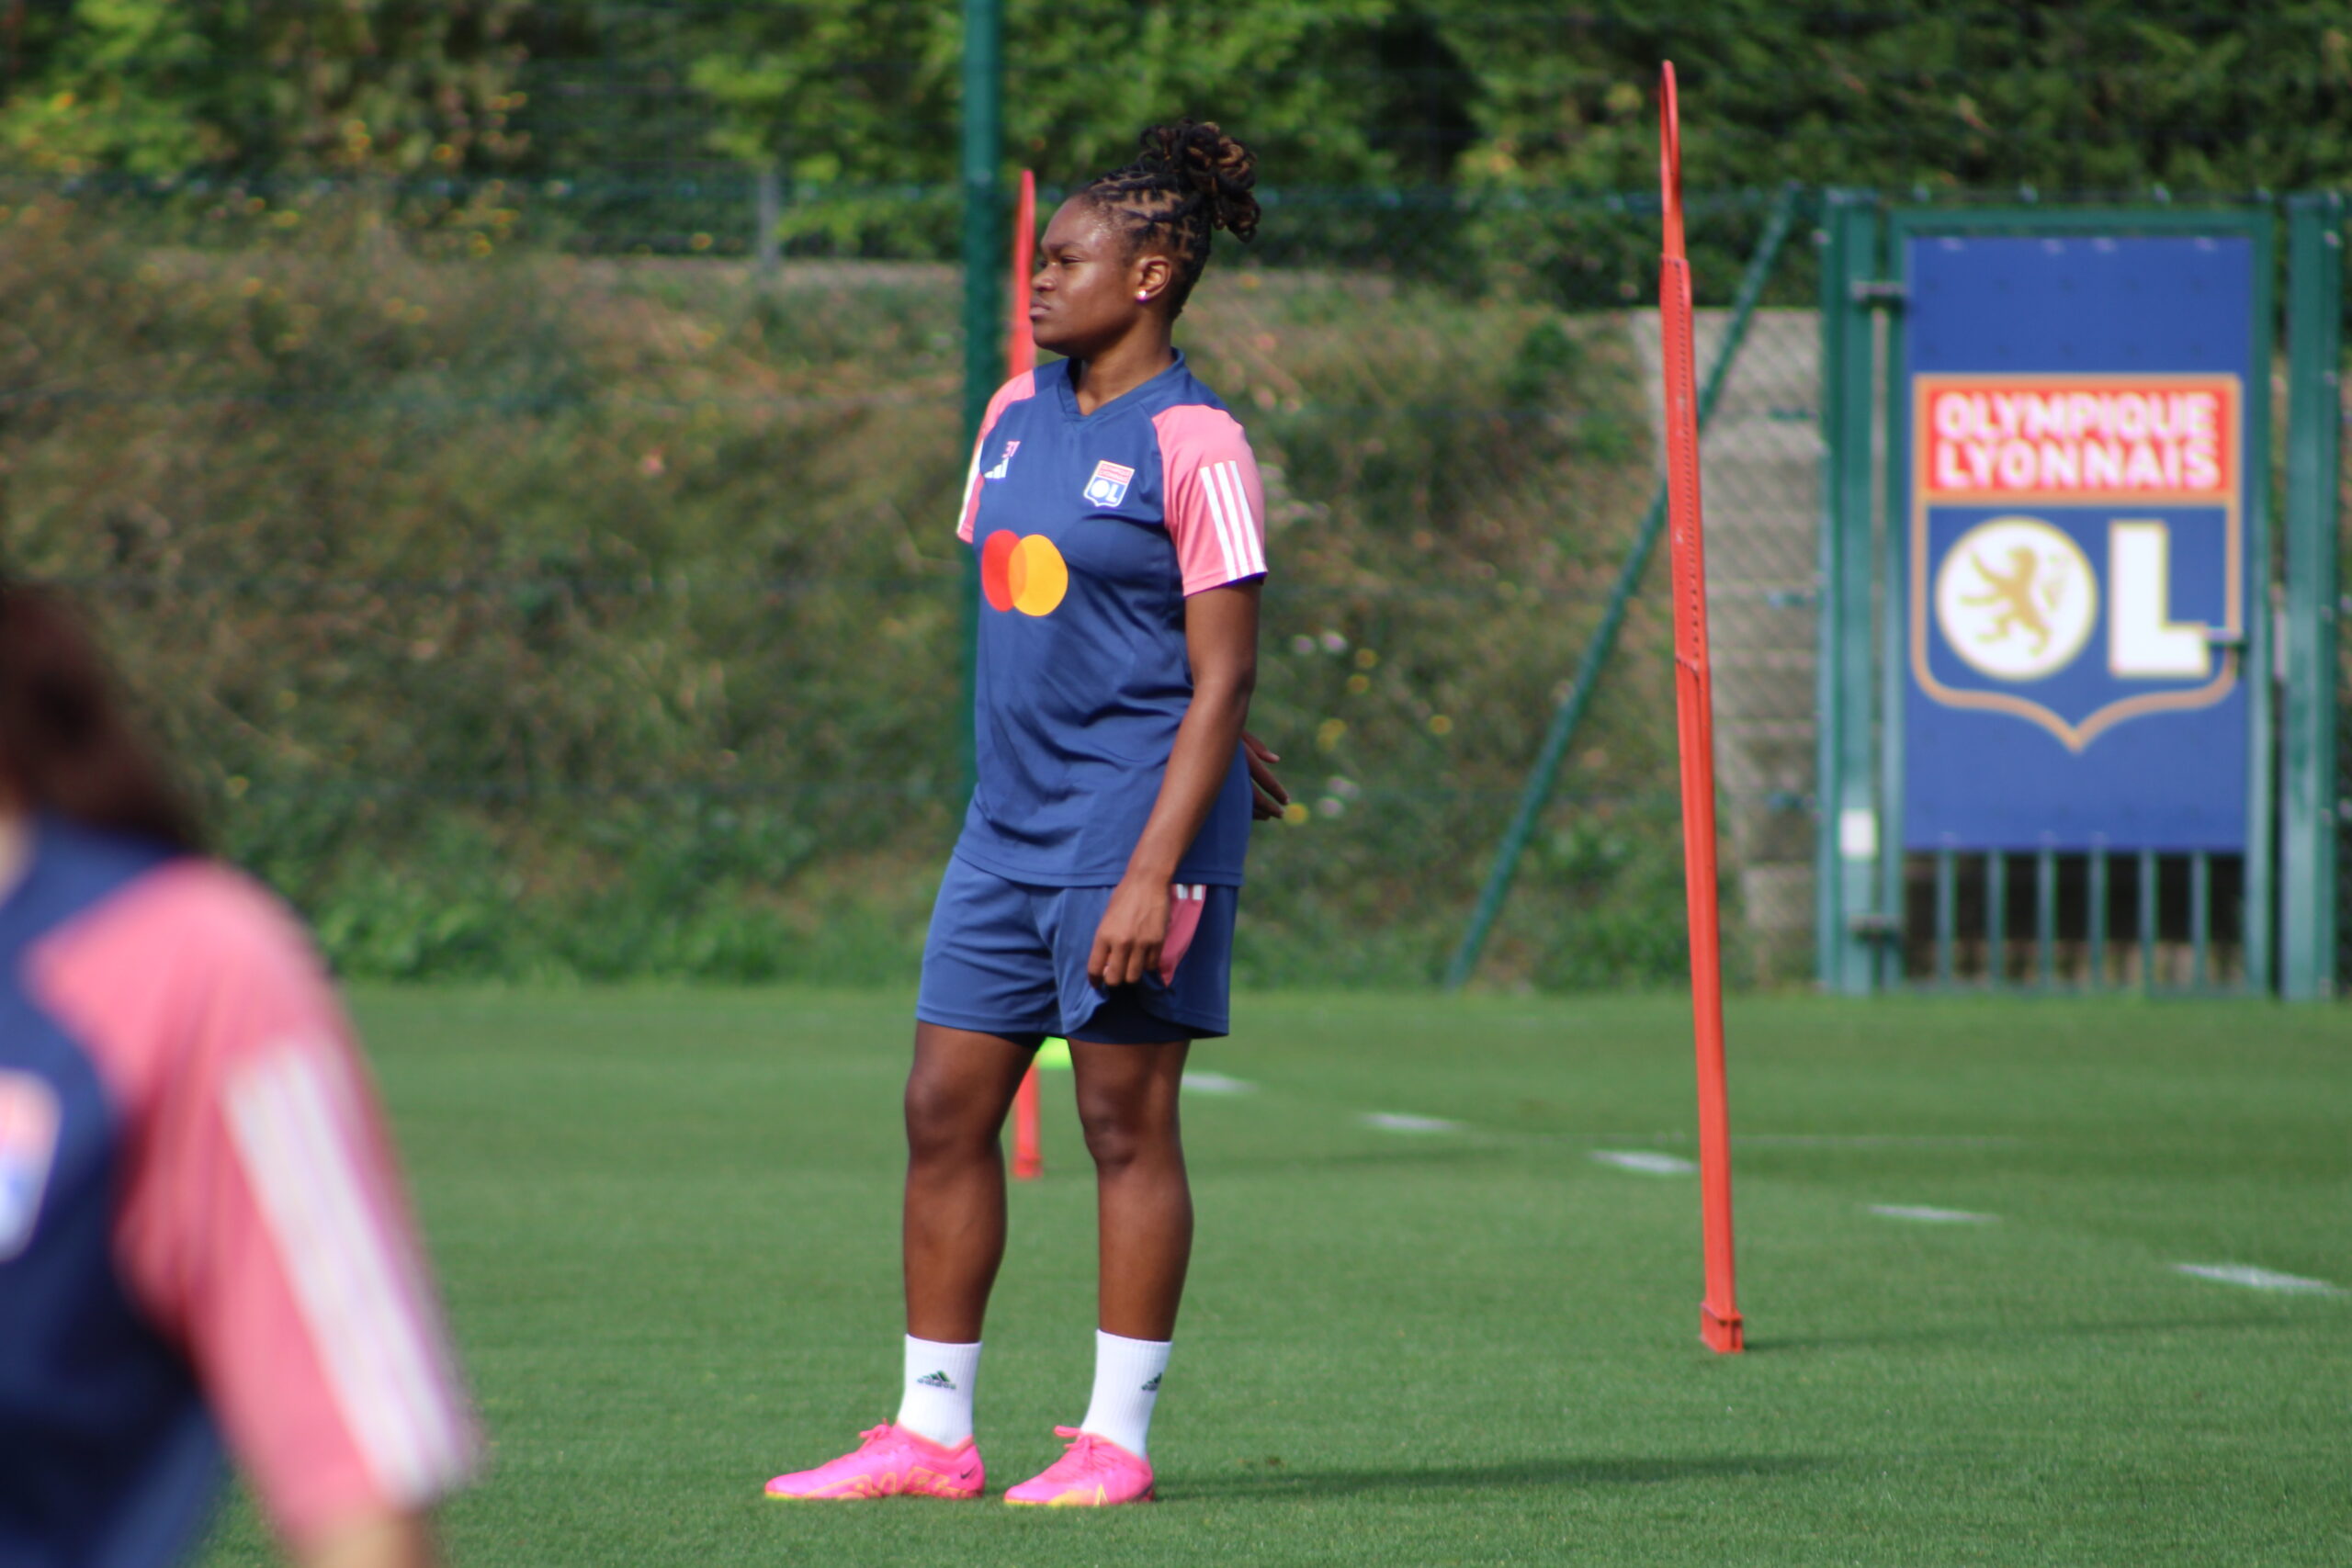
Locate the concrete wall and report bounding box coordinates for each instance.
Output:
[1637,307,1823,982]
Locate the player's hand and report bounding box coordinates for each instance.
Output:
[1243,729,1289,820]
[1090,874,1170,989]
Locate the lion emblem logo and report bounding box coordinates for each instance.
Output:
[1933,516,2097,682]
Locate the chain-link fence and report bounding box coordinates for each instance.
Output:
[0,175,1837,986]
[5,172,2342,991]
[2339,404,2352,995]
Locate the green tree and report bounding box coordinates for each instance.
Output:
[5,1,2350,201]
[0,0,535,176]
[685,0,1458,189]
[1451,1,2352,196]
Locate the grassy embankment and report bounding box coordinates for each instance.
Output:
[0,195,1690,987]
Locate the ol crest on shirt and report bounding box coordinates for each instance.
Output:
[0,1071,62,1260]
[1084,458,1135,508]
[984,440,1020,480]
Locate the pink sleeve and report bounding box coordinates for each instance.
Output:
[31,864,478,1551]
[1152,405,1270,594]
[956,370,1038,543]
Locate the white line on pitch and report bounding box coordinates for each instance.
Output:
[1736,1134,2025,1149]
[1868,1204,1998,1224]
[1182,1071,1254,1096]
[1589,1150,1697,1176]
[1521,1133,2025,1149]
[2173,1263,2344,1295]
[1362,1112,1462,1134]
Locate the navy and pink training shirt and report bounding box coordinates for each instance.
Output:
[0,818,476,1565]
[954,352,1270,887]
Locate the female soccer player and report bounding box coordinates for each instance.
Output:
[0,581,477,1568]
[768,119,1278,1507]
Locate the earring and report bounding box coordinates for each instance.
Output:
[1136,290,1149,302]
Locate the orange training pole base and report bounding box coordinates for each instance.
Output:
[1012,1066,1043,1181]
[1007,168,1044,1185]
[1658,62,1743,1354]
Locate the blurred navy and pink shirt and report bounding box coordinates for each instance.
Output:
[0,816,475,1566]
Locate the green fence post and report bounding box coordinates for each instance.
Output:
[1442,186,1804,990]
[2088,844,2109,990]
[1984,852,2007,988]
[958,0,1004,799]
[2035,846,2057,989]
[2190,852,2211,991]
[1815,191,1884,994]
[1932,850,1955,987]
[2243,210,2280,993]
[2281,192,2344,1000]
[1874,216,1916,992]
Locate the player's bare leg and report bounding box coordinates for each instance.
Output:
[766,1023,1030,1501]
[1003,1035,1189,1506]
[901,1022,1035,1341]
[1069,1037,1193,1337]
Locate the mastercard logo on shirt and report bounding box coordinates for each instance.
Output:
[980,529,1069,617]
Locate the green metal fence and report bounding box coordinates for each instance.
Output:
[0,175,1825,986]
[1443,183,1805,989]
[0,169,2337,992]
[2281,195,2346,999]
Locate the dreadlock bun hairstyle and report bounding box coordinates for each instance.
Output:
[1082,119,1259,316]
[0,579,204,853]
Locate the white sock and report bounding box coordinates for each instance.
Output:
[895,1336,981,1448]
[1077,1330,1171,1460]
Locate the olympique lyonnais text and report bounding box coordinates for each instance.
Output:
[1922,382,2235,497]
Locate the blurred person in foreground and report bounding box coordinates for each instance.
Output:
[0,580,477,1568]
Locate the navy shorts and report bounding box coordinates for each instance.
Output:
[916,855,1238,1043]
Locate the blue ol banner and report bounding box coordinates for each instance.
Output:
[1902,234,2256,852]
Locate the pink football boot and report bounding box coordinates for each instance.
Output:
[1002,1427,1156,1506]
[763,1424,984,1501]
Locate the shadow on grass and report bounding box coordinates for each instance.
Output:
[1170,1453,1818,1502]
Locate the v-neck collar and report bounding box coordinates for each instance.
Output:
[1054,350,1186,424]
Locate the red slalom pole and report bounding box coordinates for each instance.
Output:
[1006,169,1038,377]
[1008,168,1046,1183]
[1657,62,1742,1353]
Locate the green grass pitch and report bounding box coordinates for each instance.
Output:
[198,990,2350,1566]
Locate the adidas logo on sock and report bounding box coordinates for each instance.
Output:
[915,1371,958,1391]
[1140,1373,1162,1393]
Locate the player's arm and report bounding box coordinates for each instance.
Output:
[302,1508,443,1568]
[1091,581,1261,987]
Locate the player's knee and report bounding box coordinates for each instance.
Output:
[1077,1113,1136,1170]
[1074,1094,1171,1172]
[903,1073,995,1163]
